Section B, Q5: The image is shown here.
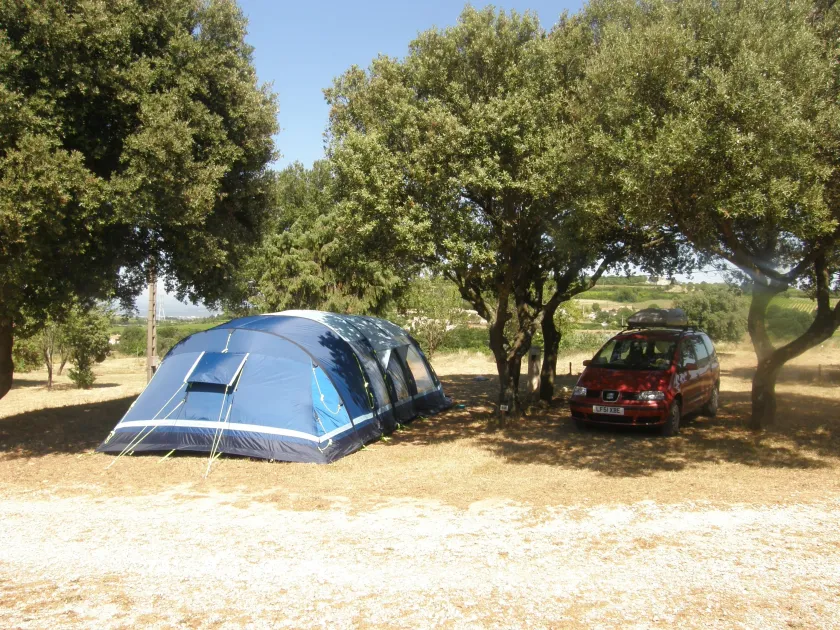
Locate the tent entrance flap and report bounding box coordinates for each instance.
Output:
[186,353,248,387]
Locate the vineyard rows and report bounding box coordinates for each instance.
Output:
[772,297,839,313]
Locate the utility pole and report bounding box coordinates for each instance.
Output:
[146,269,158,382]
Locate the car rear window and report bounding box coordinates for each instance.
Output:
[699,333,716,358]
[692,336,710,368]
[592,336,677,370]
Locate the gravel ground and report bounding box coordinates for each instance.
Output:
[2,491,839,629]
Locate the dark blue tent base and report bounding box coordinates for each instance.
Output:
[98,426,370,464]
[98,395,452,464]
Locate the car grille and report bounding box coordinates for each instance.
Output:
[586,389,639,401]
[601,390,620,402]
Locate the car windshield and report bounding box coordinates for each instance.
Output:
[591,337,677,370]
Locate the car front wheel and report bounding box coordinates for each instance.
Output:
[661,400,681,437]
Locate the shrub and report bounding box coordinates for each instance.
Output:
[158,326,192,357]
[615,307,634,325]
[675,286,747,342]
[116,324,206,358]
[12,336,41,372]
[614,288,642,302]
[766,304,814,340]
[116,326,146,356]
[560,331,612,353]
[396,279,469,358]
[64,306,111,389]
[438,326,490,354]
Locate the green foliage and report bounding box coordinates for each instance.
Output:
[583,287,674,302]
[229,161,406,315]
[325,5,685,410]
[614,288,642,303]
[559,331,612,354]
[591,303,601,313]
[674,286,748,343]
[64,306,111,389]
[116,322,218,358]
[595,276,650,286]
[116,327,146,357]
[438,327,491,354]
[765,305,815,340]
[594,310,612,324]
[616,307,635,323]
[11,336,40,373]
[394,279,469,358]
[0,0,278,396]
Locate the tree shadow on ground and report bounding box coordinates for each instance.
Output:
[9,380,121,390]
[0,397,134,459]
[390,374,840,477]
[1,373,837,478]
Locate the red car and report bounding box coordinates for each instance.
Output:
[569,326,720,436]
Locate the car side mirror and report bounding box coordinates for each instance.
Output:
[582,359,592,367]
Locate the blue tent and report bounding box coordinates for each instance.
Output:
[98,311,450,463]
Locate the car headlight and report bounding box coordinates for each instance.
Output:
[572,386,587,397]
[638,390,665,401]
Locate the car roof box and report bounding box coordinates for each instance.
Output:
[627,308,688,329]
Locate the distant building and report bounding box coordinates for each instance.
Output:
[646,276,673,286]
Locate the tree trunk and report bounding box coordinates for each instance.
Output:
[510,355,522,393]
[539,308,560,401]
[58,357,67,376]
[0,318,13,400]
[43,348,53,390]
[745,258,840,428]
[747,281,782,362]
[488,322,523,422]
[749,359,779,430]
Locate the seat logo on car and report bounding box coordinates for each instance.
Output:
[602,391,619,402]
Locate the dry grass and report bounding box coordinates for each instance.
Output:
[0,356,147,419]
[1,345,839,511]
[2,345,840,628]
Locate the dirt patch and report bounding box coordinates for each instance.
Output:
[1,494,839,629]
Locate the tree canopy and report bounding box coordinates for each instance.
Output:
[0,0,278,398]
[227,161,411,315]
[326,6,688,413]
[579,0,840,426]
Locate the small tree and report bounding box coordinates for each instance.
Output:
[64,306,111,389]
[11,336,40,373]
[398,279,468,359]
[116,326,146,357]
[675,286,748,343]
[36,319,69,389]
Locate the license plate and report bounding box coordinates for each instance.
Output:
[593,405,624,415]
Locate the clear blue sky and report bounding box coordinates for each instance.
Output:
[238,0,583,169]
